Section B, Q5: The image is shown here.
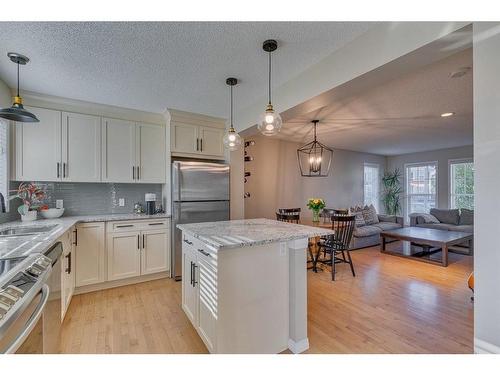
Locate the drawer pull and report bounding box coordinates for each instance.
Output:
[148,222,163,226]
[198,249,210,257]
[117,224,134,228]
[183,239,193,245]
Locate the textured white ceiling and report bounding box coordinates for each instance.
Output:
[276,48,473,155]
[0,22,375,116]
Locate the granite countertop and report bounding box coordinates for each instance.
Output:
[0,213,170,260]
[177,218,334,250]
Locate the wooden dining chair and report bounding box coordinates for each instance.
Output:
[321,208,349,224]
[317,215,356,281]
[275,208,301,223]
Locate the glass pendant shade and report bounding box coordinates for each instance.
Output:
[223,127,242,151]
[297,120,333,177]
[0,53,39,123]
[258,103,282,136]
[223,77,242,151]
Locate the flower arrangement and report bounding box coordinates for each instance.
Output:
[307,198,325,222]
[9,182,46,216]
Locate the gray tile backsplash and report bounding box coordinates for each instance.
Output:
[0,182,163,223]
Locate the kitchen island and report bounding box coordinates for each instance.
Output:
[177,218,334,354]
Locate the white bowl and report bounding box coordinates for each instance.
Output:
[40,208,65,219]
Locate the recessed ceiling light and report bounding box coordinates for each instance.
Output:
[441,112,455,117]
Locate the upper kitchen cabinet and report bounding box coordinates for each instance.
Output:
[13,106,62,181]
[169,109,225,160]
[62,112,101,182]
[14,108,102,182]
[102,118,166,183]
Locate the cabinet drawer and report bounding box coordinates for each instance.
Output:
[107,219,168,233]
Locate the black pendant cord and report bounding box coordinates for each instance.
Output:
[268,51,272,105]
[313,121,317,142]
[17,62,20,97]
[230,85,233,129]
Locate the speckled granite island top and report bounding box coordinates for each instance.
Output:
[177,218,334,250]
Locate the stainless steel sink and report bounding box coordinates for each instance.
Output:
[0,224,59,237]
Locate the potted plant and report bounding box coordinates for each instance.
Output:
[381,169,403,216]
[9,182,45,222]
[307,198,326,223]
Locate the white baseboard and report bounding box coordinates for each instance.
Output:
[288,338,309,354]
[474,338,500,354]
[74,272,169,295]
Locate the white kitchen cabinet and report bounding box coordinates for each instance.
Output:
[101,118,136,183]
[171,121,198,155]
[102,118,166,183]
[14,106,61,181]
[198,126,224,157]
[136,123,166,183]
[197,257,217,352]
[107,231,142,281]
[62,112,101,182]
[106,219,170,281]
[182,245,198,326]
[140,229,169,275]
[60,227,75,321]
[75,222,106,287]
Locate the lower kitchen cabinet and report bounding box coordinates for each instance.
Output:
[197,257,217,352]
[75,222,105,287]
[107,219,170,282]
[60,227,75,321]
[107,231,142,281]
[182,246,198,325]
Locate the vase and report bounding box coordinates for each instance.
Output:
[21,211,37,222]
[312,209,320,223]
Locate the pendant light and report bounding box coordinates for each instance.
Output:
[0,53,39,123]
[223,77,242,151]
[297,120,333,177]
[258,39,282,136]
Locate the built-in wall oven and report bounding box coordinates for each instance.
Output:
[0,242,62,354]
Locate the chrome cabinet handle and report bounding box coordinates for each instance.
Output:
[132,166,135,180]
[65,252,72,274]
[142,234,145,249]
[137,166,140,180]
[57,162,60,178]
[196,138,199,151]
[148,222,163,226]
[183,239,193,245]
[73,229,78,246]
[137,234,140,250]
[3,285,49,354]
[63,163,67,178]
[198,249,210,257]
[192,264,198,286]
[116,224,134,228]
[200,138,203,152]
[190,261,194,286]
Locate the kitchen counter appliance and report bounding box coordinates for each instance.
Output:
[171,161,230,280]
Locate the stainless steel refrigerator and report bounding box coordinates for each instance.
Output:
[171,160,230,280]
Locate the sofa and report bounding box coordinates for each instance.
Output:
[351,214,404,250]
[409,208,474,254]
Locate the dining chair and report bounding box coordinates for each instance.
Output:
[317,214,356,281]
[321,208,349,224]
[275,208,301,223]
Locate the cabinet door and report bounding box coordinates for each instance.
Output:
[197,257,217,352]
[137,123,166,183]
[62,112,101,182]
[199,126,224,157]
[182,248,198,326]
[102,118,136,183]
[75,223,105,287]
[14,107,61,181]
[107,231,142,281]
[141,229,169,275]
[171,122,199,154]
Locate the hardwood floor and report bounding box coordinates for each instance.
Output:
[60,245,473,354]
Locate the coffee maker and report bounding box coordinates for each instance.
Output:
[145,193,156,215]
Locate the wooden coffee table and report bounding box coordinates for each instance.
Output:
[380,227,473,267]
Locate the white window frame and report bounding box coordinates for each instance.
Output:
[404,161,438,222]
[363,162,380,212]
[0,119,9,212]
[449,158,474,210]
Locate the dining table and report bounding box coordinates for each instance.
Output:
[300,219,333,271]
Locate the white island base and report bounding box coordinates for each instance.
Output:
[178,219,334,354]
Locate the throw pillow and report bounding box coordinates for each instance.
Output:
[353,211,366,227]
[459,209,474,225]
[362,204,379,225]
[430,208,460,225]
[418,213,440,224]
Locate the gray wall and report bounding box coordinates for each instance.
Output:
[386,145,473,217]
[244,135,386,220]
[473,22,500,352]
[1,182,162,223]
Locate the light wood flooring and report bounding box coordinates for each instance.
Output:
[60,245,473,354]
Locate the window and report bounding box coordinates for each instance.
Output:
[363,163,380,212]
[405,162,437,219]
[0,120,8,212]
[450,159,474,210]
